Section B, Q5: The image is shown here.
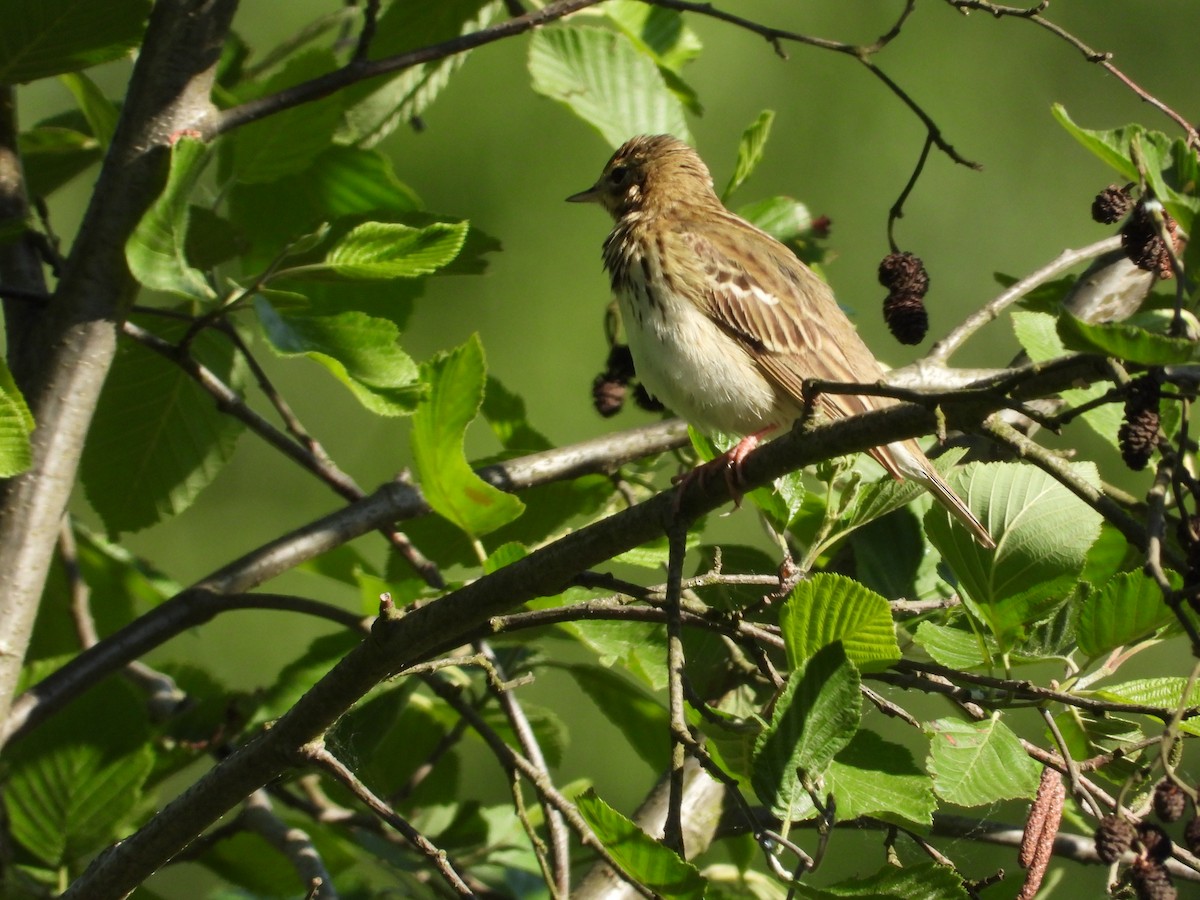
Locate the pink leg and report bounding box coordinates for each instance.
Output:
[672,426,776,511]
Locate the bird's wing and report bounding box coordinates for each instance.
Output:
[665,214,890,424]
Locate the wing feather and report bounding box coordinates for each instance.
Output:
[663,213,893,427]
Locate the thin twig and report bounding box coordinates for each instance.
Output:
[926,236,1122,364]
[662,519,689,855]
[302,741,474,896]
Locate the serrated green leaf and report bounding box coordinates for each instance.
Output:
[926,462,1102,651]
[231,49,344,184]
[785,729,935,827]
[1052,104,1141,183]
[752,643,860,818]
[255,292,423,416]
[529,25,690,148]
[926,715,1040,806]
[723,110,774,202]
[1074,570,1179,658]
[779,574,899,672]
[411,335,524,538]
[80,316,246,536]
[126,137,215,300]
[0,355,33,477]
[565,664,669,770]
[790,863,969,900]
[319,220,468,279]
[339,1,502,147]
[1057,308,1200,366]
[0,0,151,83]
[4,678,153,868]
[1090,677,1200,711]
[59,71,117,148]
[576,789,706,899]
[913,622,990,670]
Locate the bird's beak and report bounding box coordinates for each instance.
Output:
[566,184,600,203]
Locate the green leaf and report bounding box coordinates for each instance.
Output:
[752,643,860,818]
[227,145,422,270]
[1074,570,1179,658]
[19,124,102,196]
[1057,307,1200,366]
[4,678,153,868]
[0,355,34,477]
[576,789,706,899]
[529,25,690,148]
[1011,310,1124,450]
[255,292,424,416]
[1052,104,1141,183]
[81,315,246,536]
[126,137,216,300]
[231,49,344,184]
[925,715,1040,806]
[603,0,702,73]
[0,0,151,83]
[411,335,524,538]
[555,611,669,692]
[850,508,928,601]
[723,110,775,202]
[925,462,1102,651]
[482,375,553,452]
[785,729,936,827]
[565,664,669,771]
[790,863,969,900]
[737,196,814,244]
[1091,677,1200,710]
[913,622,990,670]
[1051,105,1199,231]
[59,71,118,148]
[779,574,900,672]
[339,0,502,147]
[603,0,703,114]
[322,220,468,279]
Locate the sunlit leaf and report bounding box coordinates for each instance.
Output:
[752,643,860,818]
[723,110,774,202]
[779,574,899,672]
[926,462,1102,651]
[926,715,1040,806]
[126,137,216,300]
[529,25,690,148]
[576,789,705,899]
[411,335,524,538]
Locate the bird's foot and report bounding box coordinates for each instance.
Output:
[671,429,773,513]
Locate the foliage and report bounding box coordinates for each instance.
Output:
[0,2,1199,899]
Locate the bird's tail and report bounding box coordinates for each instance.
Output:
[886,441,996,549]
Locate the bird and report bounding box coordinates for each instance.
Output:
[567,133,994,548]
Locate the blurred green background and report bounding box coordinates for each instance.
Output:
[21,2,1200,894]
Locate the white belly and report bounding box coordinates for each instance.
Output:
[618,282,786,436]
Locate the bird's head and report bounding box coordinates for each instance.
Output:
[567,134,716,219]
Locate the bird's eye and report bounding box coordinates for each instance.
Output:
[607,165,630,186]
